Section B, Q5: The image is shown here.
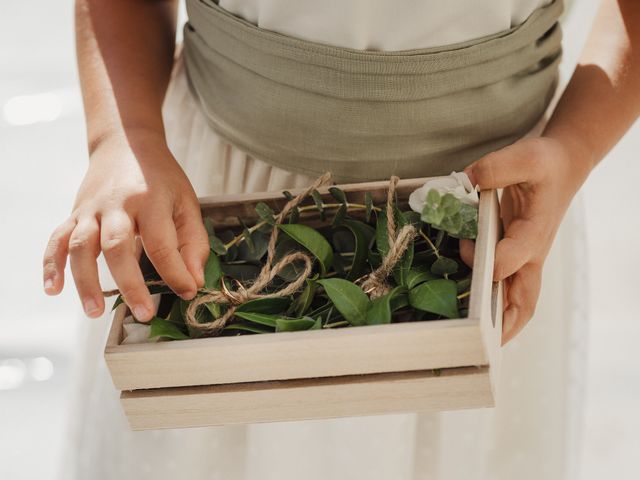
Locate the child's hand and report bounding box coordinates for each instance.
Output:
[42,133,210,322]
[460,136,590,345]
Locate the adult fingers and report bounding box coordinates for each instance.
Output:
[173,199,210,288]
[464,141,546,190]
[501,262,542,346]
[43,216,77,295]
[137,207,198,301]
[69,216,104,318]
[493,217,542,282]
[459,239,475,268]
[101,211,156,322]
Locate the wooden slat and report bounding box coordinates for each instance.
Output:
[469,189,504,397]
[122,366,493,430]
[106,318,486,390]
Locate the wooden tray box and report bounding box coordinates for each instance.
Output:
[105,177,504,430]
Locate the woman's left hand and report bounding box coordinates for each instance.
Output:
[460,136,591,346]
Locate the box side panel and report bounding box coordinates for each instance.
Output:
[106,320,485,390]
[122,367,493,430]
[469,190,504,398]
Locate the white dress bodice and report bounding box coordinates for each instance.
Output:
[218,0,552,50]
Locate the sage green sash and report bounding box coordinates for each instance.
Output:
[183,0,563,182]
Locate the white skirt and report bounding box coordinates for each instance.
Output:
[62,45,589,480]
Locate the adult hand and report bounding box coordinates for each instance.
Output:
[459,136,590,345]
[42,132,210,322]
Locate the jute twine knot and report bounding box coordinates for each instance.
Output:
[103,172,416,334]
[359,176,417,299]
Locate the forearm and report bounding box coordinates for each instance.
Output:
[543,0,640,183]
[75,0,178,155]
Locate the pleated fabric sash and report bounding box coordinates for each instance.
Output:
[182,0,563,182]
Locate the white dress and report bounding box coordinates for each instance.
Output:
[61,2,590,479]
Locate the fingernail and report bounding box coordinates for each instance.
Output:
[44,277,55,292]
[132,304,150,321]
[179,290,196,301]
[83,297,100,317]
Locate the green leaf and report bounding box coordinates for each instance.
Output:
[209,235,228,255]
[111,294,124,311]
[440,193,462,216]
[439,213,462,236]
[166,298,185,325]
[311,189,326,221]
[223,323,272,334]
[336,219,370,281]
[421,189,444,223]
[204,301,222,319]
[221,263,261,282]
[234,312,279,328]
[293,277,318,316]
[149,317,189,340]
[255,202,276,226]
[275,316,317,332]
[278,224,334,273]
[364,192,374,223]
[406,269,437,289]
[317,278,370,326]
[235,297,291,314]
[454,204,478,239]
[365,286,408,325]
[273,237,308,281]
[332,203,347,227]
[204,251,223,289]
[282,191,300,223]
[204,217,216,236]
[376,210,390,257]
[430,256,459,276]
[329,187,347,205]
[456,277,472,294]
[408,279,460,319]
[237,230,270,262]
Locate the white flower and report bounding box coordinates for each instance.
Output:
[408,171,479,214]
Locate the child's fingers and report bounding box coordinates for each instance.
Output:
[68,216,104,318]
[138,207,198,301]
[43,216,77,295]
[174,198,210,288]
[101,211,155,322]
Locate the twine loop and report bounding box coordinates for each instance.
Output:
[359,176,417,298]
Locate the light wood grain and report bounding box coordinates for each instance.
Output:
[107,317,486,390]
[104,177,503,427]
[122,366,493,430]
[469,189,504,399]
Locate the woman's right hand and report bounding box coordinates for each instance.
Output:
[42,132,210,322]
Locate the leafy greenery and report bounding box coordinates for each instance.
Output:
[122,182,478,341]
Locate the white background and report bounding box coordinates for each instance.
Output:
[0,1,638,479]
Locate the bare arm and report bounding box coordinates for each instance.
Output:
[43,0,210,322]
[543,0,640,172]
[76,0,177,150]
[464,0,640,345]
